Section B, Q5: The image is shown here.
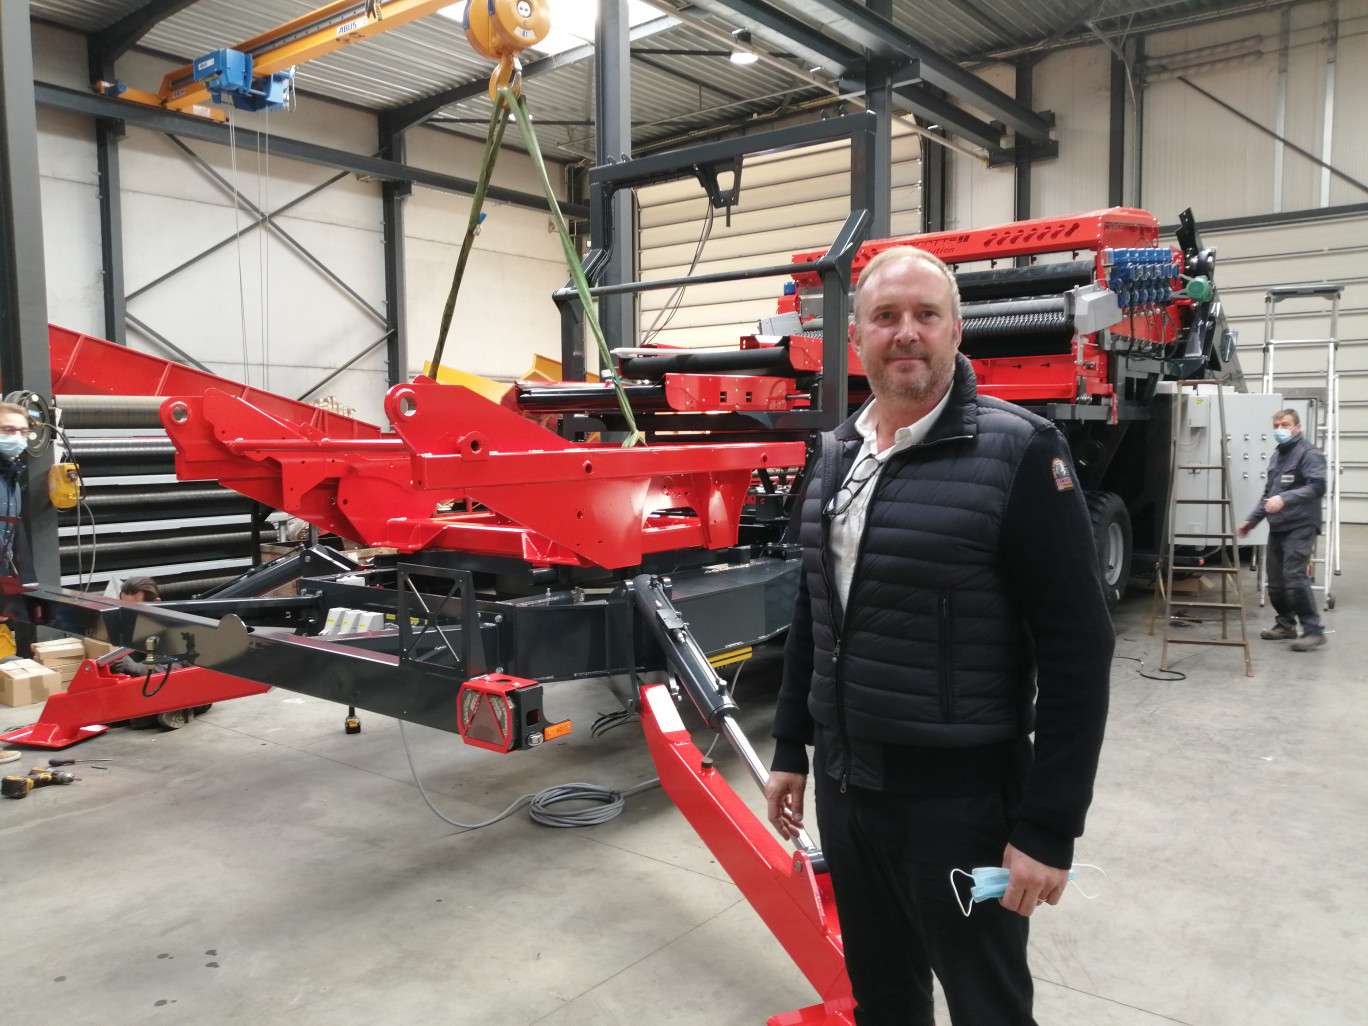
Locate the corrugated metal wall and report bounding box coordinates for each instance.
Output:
[634,122,922,352]
[1141,1,1368,521]
[947,1,1368,520]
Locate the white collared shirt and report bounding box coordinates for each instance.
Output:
[829,388,952,610]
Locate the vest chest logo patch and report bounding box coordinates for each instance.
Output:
[1052,457,1075,491]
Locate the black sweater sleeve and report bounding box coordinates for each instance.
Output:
[1000,428,1114,868]
[770,561,816,775]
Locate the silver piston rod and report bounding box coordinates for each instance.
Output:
[629,574,824,866]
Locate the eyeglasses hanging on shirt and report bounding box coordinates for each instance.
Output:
[823,453,888,520]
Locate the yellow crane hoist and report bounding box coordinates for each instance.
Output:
[463,0,551,99]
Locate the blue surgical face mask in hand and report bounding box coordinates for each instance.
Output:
[949,864,1104,916]
[0,434,26,459]
[1272,428,1294,445]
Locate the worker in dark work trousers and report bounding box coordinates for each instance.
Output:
[764,246,1113,1026]
[0,402,31,764]
[1237,408,1328,651]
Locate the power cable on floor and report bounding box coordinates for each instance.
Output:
[400,656,752,830]
[1114,653,1186,682]
[398,718,659,831]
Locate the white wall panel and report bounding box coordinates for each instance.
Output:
[947,62,1015,230]
[37,107,102,339]
[1193,214,1368,521]
[1327,12,1368,208]
[1032,45,1111,218]
[1143,11,1289,220]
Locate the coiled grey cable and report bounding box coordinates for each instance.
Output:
[399,718,659,831]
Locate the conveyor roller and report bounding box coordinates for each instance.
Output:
[955,261,1096,303]
[961,311,1073,337]
[56,395,165,429]
[66,438,178,476]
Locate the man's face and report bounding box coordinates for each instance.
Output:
[0,411,28,438]
[122,591,147,603]
[853,258,962,406]
[1273,414,1300,436]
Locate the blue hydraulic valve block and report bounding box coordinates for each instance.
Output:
[1103,247,1180,309]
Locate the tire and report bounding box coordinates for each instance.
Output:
[193,704,213,716]
[155,708,195,730]
[1087,491,1132,606]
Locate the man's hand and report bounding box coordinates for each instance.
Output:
[999,844,1070,918]
[1236,520,1251,538]
[764,771,807,841]
[1264,494,1285,514]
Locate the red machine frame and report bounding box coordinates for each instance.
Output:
[783,208,1188,407]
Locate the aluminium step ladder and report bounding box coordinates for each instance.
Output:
[1153,380,1254,676]
[1259,284,1343,609]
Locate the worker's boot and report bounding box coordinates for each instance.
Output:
[1291,633,1327,652]
[1259,626,1297,640]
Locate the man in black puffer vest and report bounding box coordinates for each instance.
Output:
[765,246,1113,1026]
[1237,408,1327,651]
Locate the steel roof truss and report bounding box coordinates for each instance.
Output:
[798,0,1054,141]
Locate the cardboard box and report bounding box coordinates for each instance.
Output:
[1170,574,1215,596]
[32,638,87,662]
[0,658,59,707]
[82,638,117,660]
[31,638,88,689]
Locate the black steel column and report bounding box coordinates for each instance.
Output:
[921,127,946,233]
[595,0,634,356]
[93,119,127,345]
[1108,50,1127,207]
[0,4,58,583]
[379,116,409,386]
[1013,57,1035,267]
[88,46,127,346]
[1133,36,1145,210]
[864,0,893,239]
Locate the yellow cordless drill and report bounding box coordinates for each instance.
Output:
[2,766,78,799]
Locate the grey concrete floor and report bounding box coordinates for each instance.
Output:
[3,529,1366,1026]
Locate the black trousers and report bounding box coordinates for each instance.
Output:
[815,770,1036,1026]
[1266,525,1323,635]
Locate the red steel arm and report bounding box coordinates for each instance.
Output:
[638,683,854,1026]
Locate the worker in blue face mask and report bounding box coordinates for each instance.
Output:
[0,402,31,578]
[0,402,30,764]
[1237,408,1328,651]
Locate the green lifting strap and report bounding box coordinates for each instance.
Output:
[430,99,509,375]
[427,87,643,448]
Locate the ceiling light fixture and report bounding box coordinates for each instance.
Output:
[730,28,760,65]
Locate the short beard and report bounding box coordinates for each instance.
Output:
[865,349,956,405]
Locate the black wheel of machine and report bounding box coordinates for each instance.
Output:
[193,704,213,716]
[1087,491,1132,606]
[155,708,195,730]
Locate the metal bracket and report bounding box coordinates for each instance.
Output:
[988,135,1060,168]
